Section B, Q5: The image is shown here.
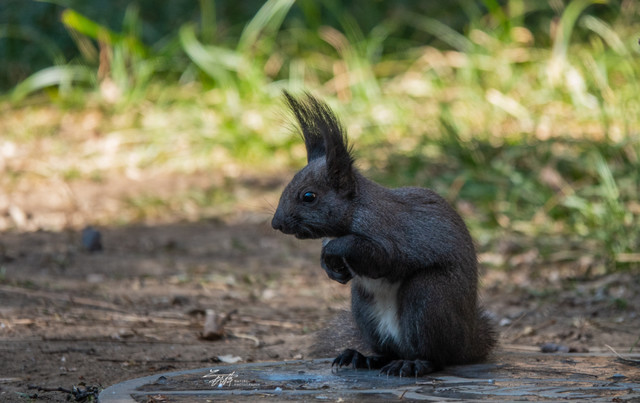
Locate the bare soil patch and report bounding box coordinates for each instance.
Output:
[0,217,638,402]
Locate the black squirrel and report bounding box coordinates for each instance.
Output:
[271,92,496,376]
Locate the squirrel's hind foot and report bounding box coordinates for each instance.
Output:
[380,359,436,377]
[332,349,390,370]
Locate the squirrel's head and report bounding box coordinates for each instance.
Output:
[271,92,357,239]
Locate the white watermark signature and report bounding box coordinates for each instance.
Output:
[203,369,238,388]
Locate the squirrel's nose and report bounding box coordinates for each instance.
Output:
[271,210,284,231]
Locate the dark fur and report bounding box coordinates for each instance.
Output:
[272,92,496,376]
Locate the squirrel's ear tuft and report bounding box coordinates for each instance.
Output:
[284,91,325,162]
[323,120,356,196]
[283,91,351,162]
[283,91,355,194]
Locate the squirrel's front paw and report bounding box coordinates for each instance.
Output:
[321,254,352,284]
[321,238,353,284]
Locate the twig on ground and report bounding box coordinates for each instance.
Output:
[606,345,640,366]
[0,285,124,312]
[228,331,261,347]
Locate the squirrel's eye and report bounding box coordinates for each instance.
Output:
[301,191,317,203]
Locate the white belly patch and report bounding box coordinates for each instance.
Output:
[355,276,401,344]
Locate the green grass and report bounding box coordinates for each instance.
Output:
[1,0,639,273]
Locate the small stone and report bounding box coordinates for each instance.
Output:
[540,343,570,353]
[154,376,168,385]
[82,226,103,252]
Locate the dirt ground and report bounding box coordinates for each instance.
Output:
[0,204,639,402]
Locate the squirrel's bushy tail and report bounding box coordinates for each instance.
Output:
[471,309,498,363]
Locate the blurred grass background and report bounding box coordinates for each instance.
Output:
[0,0,638,274]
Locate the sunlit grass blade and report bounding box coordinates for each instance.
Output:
[237,0,294,54]
[480,0,511,36]
[593,152,619,201]
[402,11,473,52]
[61,9,147,56]
[580,15,627,55]
[179,23,238,87]
[11,65,95,101]
[550,0,607,71]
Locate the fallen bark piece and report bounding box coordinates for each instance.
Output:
[201,309,236,340]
